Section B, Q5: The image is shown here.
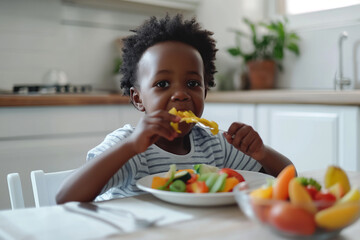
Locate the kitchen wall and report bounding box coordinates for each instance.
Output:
[276,5,360,90]
[0,0,267,92]
[196,0,265,90]
[0,0,194,92]
[1,0,360,92]
[199,1,360,90]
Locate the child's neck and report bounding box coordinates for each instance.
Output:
[155,134,190,155]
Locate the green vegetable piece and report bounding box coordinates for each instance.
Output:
[194,164,219,175]
[193,164,201,174]
[198,173,212,181]
[158,164,177,190]
[165,164,177,179]
[169,180,186,192]
[296,177,321,191]
[205,173,219,189]
[210,173,228,193]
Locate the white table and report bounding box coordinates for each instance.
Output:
[1,170,359,240]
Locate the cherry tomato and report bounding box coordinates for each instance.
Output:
[218,168,245,182]
[314,191,337,210]
[305,185,319,200]
[186,173,198,184]
[268,202,316,236]
[186,183,193,193]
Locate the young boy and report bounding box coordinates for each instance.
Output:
[56,14,293,204]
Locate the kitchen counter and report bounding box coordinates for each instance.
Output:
[1,90,360,107]
[206,90,360,106]
[0,93,130,107]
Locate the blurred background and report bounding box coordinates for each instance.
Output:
[1,0,360,92]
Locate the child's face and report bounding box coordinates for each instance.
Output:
[132,41,206,123]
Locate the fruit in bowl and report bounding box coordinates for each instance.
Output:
[234,165,360,239]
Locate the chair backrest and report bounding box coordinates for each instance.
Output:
[31,169,74,207]
[7,173,25,210]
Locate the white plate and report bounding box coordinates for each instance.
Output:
[136,170,274,206]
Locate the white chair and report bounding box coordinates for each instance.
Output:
[7,173,25,210]
[31,169,74,207]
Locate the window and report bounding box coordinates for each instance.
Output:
[283,0,360,15]
[269,0,360,30]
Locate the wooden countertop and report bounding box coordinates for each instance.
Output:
[1,90,360,107]
[206,90,360,106]
[0,93,131,107]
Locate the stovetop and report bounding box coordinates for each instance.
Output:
[12,84,92,94]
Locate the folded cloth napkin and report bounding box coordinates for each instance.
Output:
[0,197,193,240]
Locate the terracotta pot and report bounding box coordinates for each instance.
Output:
[247,60,276,89]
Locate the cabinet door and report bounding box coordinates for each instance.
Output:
[256,104,359,173]
[0,134,104,210]
[203,103,256,131]
[0,105,143,210]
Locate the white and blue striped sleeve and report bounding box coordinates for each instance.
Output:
[219,133,262,172]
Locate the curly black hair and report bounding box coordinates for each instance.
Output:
[120,14,217,96]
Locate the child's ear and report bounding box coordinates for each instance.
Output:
[130,87,145,112]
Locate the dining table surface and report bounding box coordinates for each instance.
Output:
[0,169,359,240]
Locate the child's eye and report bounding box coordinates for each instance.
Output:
[187,80,201,88]
[155,81,170,88]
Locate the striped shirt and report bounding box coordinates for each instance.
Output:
[87,124,262,201]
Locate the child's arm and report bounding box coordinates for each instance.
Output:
[56,110,180,204]
[223,122,294,177]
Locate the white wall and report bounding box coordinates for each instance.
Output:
[1,0,359,92]
[197,1,360,90]
[277,5,360,90]
[0,0,192,92]
[196,0,266,90]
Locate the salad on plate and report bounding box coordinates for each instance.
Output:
[151,164,246,194]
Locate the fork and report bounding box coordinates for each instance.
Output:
[79,202,162,228]
[63,202,162,231]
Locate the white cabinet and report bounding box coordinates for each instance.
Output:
[203,103,256,131]
[203,103,360,173]
[256,104,360,173]
[0,105,143,210]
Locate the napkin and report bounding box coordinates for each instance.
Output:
[0,197,193,240]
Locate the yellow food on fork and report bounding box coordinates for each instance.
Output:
[168,107,219,135]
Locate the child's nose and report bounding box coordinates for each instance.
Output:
[171,90,190,101]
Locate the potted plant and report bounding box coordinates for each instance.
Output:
[227,18,300,89]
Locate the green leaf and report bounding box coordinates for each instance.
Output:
[288,32,300,41]
[226,17,300,65]
[227,47,242,56]
[273,45,284,60]
[287,42,300,56]
[296,177,321,191]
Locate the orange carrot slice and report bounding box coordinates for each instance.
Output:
[151,176,169,189]
[272,164,296,200]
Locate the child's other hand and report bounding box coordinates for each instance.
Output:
[224,122,266,161]
[128,110,180,154]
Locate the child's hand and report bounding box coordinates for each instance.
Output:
[128,110,181,154]
[224,122,266,161]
